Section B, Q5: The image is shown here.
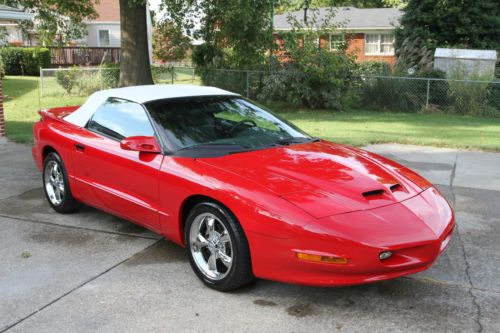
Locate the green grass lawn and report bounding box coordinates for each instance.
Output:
[275,108,500,151]
[4,76,85,143]
[3,75,500,150]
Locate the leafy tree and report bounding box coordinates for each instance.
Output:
[2,0,97,46]
[0,26,8,46]
[3,0,153,86]
[261,9,357,108]
[163,0,274,69]
[153,19,191,62]
[395,0,500,55]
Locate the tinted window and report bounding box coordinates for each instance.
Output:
[87,98,155,141]
[146,96,310,151]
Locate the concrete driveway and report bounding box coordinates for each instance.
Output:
[1,140,499,332]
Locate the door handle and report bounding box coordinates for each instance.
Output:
[75,143,85,152]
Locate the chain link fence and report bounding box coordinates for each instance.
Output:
[39,66,499,115]
[354,75,500,115]
[39,66,200,99]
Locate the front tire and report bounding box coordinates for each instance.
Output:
[43,152,82,214]
[185,202,254,291]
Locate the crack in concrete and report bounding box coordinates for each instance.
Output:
[455,226,484,333]
[450,153,484,333]
[0,214,160,240]
[1,239,163,333]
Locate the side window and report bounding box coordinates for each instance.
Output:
[98,30,110,47]
[87,98,155,141]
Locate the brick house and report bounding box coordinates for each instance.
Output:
[273,7,402,64]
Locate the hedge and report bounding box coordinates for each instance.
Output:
[0,47,51,75]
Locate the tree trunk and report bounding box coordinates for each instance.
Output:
[119,0,154,87]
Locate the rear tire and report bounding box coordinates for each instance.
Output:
[43,152,82,214]
[185,202,254,291]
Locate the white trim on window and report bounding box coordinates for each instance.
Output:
[364,33,394,56]
[97,29,111,47]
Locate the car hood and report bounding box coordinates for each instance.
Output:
[199,141,427,218]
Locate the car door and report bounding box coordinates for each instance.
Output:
[71,98,164,232]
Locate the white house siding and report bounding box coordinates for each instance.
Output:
[85,23,121,47]
[0,23,23,44]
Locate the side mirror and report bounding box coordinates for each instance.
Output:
[120,136,161,153]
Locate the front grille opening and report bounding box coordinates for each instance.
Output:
[362,189,385,198]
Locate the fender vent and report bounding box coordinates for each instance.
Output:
[362,189,385,197]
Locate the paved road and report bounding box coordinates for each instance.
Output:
[1,141,499,332]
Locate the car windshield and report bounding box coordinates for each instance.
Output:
[145,96,315,153]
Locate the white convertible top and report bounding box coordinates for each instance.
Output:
[64,84,238,127]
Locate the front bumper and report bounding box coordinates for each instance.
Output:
[247,187,455,286]
[32,146,42,171]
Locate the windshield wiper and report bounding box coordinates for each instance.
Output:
[176,143,249,151]
[276,137,320,145]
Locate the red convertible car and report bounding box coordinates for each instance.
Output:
[32,85,454,291]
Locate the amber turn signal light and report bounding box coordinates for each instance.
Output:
[295,252,348,265]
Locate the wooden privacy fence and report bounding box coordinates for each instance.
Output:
[49,47,120,66]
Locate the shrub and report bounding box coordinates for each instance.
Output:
[259,49,356,109]
[198,68,249,96]
[76,70,102,95]
[446,67,499,116]
[192,44,224,68]
[256,9,357,109]
[100,63,119,88]
[487,81,500,111]
[0,54,4,78]
[447,80,497,116]
[359,76,425,112]
[0,48,23,75]
[55,66,80,94]
[0,47,50,75]
[23,48,51,75]
[151,65,174,84]
[355,61,391,76]
[54,64,120,95]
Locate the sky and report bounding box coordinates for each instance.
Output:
[149,0,162,12]
[147,0,203,41]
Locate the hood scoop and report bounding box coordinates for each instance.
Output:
[362,183,403,200]
[362,189,385,198]
[199,141,421,219]
[390,183,402,192]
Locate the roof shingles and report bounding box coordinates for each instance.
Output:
[274,7,402,30]
[92,0,120,22]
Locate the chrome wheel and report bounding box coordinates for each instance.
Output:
[44,160,65,206]
[189,213,233,280]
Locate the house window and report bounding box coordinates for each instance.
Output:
[98,30,110,47]
[304,34,320,48]
[365,34,394,55]
[329,34,344,51]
